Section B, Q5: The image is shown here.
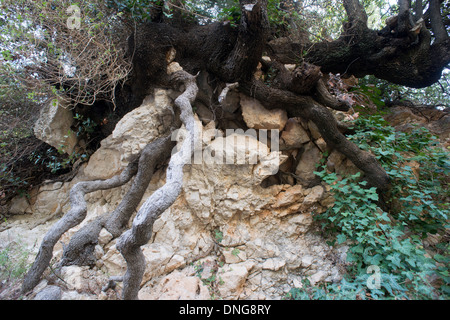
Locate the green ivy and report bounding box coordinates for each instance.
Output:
[288,113,449,300]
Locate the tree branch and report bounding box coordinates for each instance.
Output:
[429,0,449,43]
[343,0,368,27]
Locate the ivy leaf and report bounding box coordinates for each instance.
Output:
[337,234,347,244]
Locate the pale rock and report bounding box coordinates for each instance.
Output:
[262,258,286,271]
[165,47,177,64]
[272,185,304,208]
[98,228,114,246]
[139,271,210,300]
[301,255,315,268]
[280,118,310,149]
[223,248,247,264]
[303,185,324,205]
[167,61,183,74]
[284,64,297,72]
[94,245,104,260]
[166,254,186,273]
[141,243,175,283]
[101,242,127,276]
[34,98,77,154]
[32,181,70,215]
[8,196,32,215]
[261,56,271,63]
[60,266,85,291]
[218,263,250,299]
[34,285,62,300]
[61,291,96,300]
[307,121,321,140]
[84,89,175,179]
[309,270,328,286]
[288,213,313,234]
[240,94,288,130]
[315,137,328,153]
[83,149,121,180]
[295,142,322,186]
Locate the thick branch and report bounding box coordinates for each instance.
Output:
[397,0,412,36]
[208,0,269,82]
[343,0,368,27]
[21,162,138,294]
[314,79,351,112]
[116,70,199,300]
[429,0,449,43]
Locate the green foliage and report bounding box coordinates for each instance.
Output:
[347,115,449,237]
[359,75,450,107]
[0,240,31,282]
[289,113,448,300]
[106,0,171,21]
[214,229,223,243]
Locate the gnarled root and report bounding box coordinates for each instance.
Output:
[58,135,175,268]
[21,162,138,294]
[117,70,199,300]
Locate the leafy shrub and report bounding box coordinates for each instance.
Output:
[288,113,449,300]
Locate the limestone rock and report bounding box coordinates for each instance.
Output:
[84,89,175,179]
[3,87,349,301]
[8,196,32,215]
[218,263,252,299]
[280,118,310,149]
[295,142,322,186]
[34,286,62,300]
[240,94,288,130]
[34,98,77,154]
[139,271,210,300]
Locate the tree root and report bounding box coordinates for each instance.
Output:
[116,69,199,300]
[21,161,139,294]
[58,135,175,268]
[240,78,390,192]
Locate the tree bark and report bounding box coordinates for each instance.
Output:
[21,162,139,294]
[58,136,175,268]
[117,69,199,300]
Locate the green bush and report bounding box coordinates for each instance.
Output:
[288,113,449,300]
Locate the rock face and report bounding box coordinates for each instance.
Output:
[2,88,359,300]
[84,89,175,180]
[240,94,288,130]
[33,98,77,154]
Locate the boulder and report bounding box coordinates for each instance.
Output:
[34,286,62,300]
[280,118,310,149]
[295,142,322,186]
[34,98,77,154]
[240,94,288,130]
[139,271,210,300]
[84,89,175,179]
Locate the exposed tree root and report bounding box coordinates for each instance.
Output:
[58,135,175,268]
[21,161,139,294]
[240,78,390,192]
[116,69,199,300]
